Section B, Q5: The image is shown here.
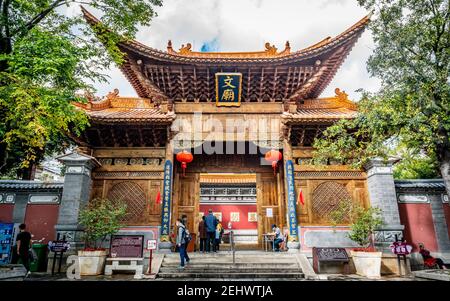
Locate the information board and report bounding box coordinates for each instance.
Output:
[110,235,144,258]
[314,247,349,261]
[48,240,70,252]
[0,223,14,264]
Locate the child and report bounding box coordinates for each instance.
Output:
[214,222,223,252]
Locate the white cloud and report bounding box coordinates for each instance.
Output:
[83,0,381,100]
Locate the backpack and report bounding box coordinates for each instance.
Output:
[181,226,192,244]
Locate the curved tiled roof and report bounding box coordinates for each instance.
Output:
[80,6,369,64]
[80,6,369,100]
[0,180,64,190]
[394,179,446,190]
[73,96,175,124]
[288,108,358,122]
[282,88,358,124]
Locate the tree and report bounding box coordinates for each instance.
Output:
[313,0,450,196]
[392,146,440,179]
[0,1,162,179]
[329,202,384,249]
[79,198,127,250]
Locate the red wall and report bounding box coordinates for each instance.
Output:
[200,205,257,229]
[24,204,59,243]
[398,203,438,252]
[0,204,14,223]
[443,203,450,240]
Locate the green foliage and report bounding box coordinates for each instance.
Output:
[393,147,440,179]
[0,0,162,177]
[78,198,127,250]
[313,0,450,194]
[330,202,384,248]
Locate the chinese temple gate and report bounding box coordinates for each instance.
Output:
[66,7,386,251]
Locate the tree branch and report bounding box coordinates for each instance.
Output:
[24,0,66,32]
[13,0,73,39]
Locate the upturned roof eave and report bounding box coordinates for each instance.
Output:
[81,5,369,65]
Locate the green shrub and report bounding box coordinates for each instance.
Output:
[330,201,384,249]
[79,198,127,250]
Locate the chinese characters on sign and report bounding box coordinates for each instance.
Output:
[0,223,14,264]
[390,241,412,255]
[215,73,242,107]
[285,160,299,241]
[160,160,173,242]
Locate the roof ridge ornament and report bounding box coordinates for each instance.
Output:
[166,41,291,58]
[106,88,120,100]
[334,88,349,101]
[334,88,358,110]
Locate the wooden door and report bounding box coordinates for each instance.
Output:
[172,172,200,250]
[256,173,283,245]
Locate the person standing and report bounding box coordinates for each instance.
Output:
[205,209,218,253]
[176,219,190,269]
[181,214,191,250]
[198,216,207,253]
[14,224,32,271]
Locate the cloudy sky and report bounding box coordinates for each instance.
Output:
[75,0,382,101]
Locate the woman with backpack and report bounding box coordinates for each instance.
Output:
[176,218,190,269]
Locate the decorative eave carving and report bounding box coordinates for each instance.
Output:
[166,40,292,58]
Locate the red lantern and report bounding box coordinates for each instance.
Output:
[265,149,283,175]
[176,150,193,177]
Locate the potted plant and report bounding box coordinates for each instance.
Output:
[330,202,384,279]
[78,198,127,276]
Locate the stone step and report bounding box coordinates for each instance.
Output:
[162,261,297,267]
[161,263,299,268]
[159,267,302,274]
[157,272,304,279]
[162,254,296,260]
[163,252,293,256]
[156,278,306,281]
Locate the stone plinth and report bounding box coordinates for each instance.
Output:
[365,158,404,251]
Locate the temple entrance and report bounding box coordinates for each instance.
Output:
[171,144,286,250]
[199,174,258,247]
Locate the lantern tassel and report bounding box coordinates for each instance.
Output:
[182,162,187,177]
[272,161,277,176]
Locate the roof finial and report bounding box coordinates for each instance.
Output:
[167,40,174,53]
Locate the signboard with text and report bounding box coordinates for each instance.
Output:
[0,223,14,264]
[390,241,412,255]
[147,239,157,250]
[215,73,242,107]
[160,160,173,242]
[110,235,144,258]
[48,240,70,253]
[285,160,299,241]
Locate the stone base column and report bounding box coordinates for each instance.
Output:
[365,158,404,252]
[55,152,100,253]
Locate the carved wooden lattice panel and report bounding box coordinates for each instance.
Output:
[312,181,352,222]
[107,181,147,224]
